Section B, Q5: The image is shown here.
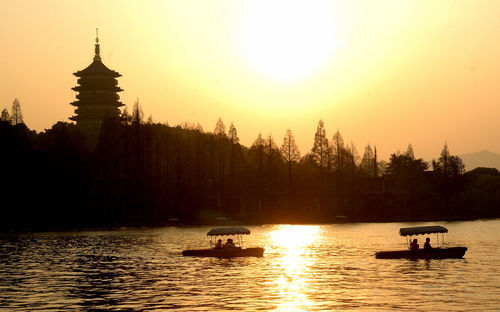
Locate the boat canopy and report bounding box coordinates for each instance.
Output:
[207,227,251,236]
[399,226,448,236]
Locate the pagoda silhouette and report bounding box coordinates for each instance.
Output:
[70,29,124,129]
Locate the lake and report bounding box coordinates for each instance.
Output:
[1,220,499,311]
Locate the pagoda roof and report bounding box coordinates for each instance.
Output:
[74,59,121,77]
[72,85,123,92]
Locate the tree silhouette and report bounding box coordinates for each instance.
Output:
[347,141,359,214]
[406,143,415,158]
[227,122,241,207]
[332,130,344,170]
[130,99,145,220]
[11,98,23,125]
[251,133,266,215]
[1,108,10,123]
[214,118,226,137]
[432,142,465,177]
[385,146,428,210]
[332,129,345,212]
[280,129,300,195]
[431,142,466,214]
[1,114,498,230]
[372,146,379,177]
[228,122,238,144]
[311,120,329,169]
[464,168,500,217]
[121,106,132,125]
[265,134,280,209]
[132,99,144,125]
[213,118,226,210]
[360,144,374,176]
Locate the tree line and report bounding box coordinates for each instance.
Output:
[1,100,499,230]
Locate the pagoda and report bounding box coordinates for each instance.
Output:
[70,29,124,127]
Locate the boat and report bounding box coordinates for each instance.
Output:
[182,227,265,258]
[375,225,467,259]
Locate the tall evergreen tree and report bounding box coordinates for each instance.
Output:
[251,133,266,215]
[360,144,374,176]
[432,142,465,177]
[227,122,240,190]
[228,122,238,144]
[332,129,345,211]
[213,118,226,210]
[311,120,329,169]
[214,118,226,137]
[11,98,23,125]
[406,144,415,158]
[348,141,359,213]
[265,134,279,207]
[280,129,301,195]
[332,130,344,171]
[132,99,144,125]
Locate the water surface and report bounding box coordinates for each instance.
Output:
[1,220,499,311]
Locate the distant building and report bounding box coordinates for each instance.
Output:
[70,30,124,128]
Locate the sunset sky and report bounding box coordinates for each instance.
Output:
[1,0,499,160]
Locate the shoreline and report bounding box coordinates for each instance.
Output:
[2,216,498,233]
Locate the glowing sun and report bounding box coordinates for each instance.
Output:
[241,1,340,82]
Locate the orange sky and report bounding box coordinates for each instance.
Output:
[1,0,499,161]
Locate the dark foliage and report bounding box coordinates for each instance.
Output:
[0,119,498,231]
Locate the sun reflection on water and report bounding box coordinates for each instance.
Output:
[269,225,321,311]
[270,225,320,249]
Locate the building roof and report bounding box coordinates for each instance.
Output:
[74,59,121,77]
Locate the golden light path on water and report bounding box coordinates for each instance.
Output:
[268,225,321,311]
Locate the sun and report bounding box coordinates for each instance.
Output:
[241,0,340,82]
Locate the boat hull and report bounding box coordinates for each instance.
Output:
[182,247,265,258]
[375,247,467,259]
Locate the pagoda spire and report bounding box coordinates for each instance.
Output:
[94,28,101,61]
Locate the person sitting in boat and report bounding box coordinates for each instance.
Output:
[225,238,236,249]
[214,239,223,249]
[424,237,432,250]
[410,238,419,251]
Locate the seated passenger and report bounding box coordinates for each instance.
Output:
[410,238,419,251]
[214,239,223,249]
[423,237,432,250]
[225,238,236,249]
